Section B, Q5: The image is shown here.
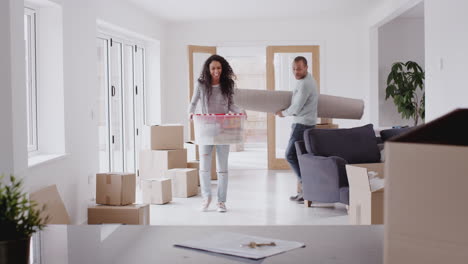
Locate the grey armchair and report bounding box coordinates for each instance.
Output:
[295,124,381,206]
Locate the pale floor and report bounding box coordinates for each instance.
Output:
[142,143,349,225]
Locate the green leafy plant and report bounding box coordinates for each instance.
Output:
[385,61,425,126]
[0,175,48,241]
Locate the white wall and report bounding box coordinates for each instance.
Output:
[424,0,468,121]
[163,15,371,140]
[96,0,165,125]
[0,0,16,176]
[0,0,165,224]
[370,0,468,122]
[36,4,66,154]
[378,17,425,127]
[367,0,423,126]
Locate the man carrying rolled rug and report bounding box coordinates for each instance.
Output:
[276,56,318,203]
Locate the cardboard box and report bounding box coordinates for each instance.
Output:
[187,160,199,169]
[384,109,468,264]
[185,141,199,161]
[141,178,172,205]
[346,163,384,225]
[30,185,70,225]
[318,117,333,124]
[230,143,244,152]
[165,168,198,198]
[187,160,200,186]
[96,173,136,206]
[316,123,339,129]
[88,204,150,225]
[150,124,184,150]
[139,149,187,179]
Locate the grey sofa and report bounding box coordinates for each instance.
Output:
[295,124,381,205]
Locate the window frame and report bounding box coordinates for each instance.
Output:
[24,7,39,154]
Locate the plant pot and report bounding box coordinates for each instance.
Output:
[0,237,31,264]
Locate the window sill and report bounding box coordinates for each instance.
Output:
[28,153,69,169]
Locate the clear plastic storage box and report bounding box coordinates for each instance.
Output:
[193,113,246,145]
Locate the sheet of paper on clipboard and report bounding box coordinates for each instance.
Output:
[174,232,305,260]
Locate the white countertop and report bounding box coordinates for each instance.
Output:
[39,225,383,264]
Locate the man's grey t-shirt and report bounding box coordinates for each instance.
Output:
[281,72,318,126]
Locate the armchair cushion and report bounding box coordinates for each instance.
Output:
[304,124,381,164]
[294,140,307,156]
[299,154,349,204]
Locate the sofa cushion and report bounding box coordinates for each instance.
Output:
[304,124,381,164]
[380,127,411,142]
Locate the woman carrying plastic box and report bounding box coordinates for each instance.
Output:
[189,55,244,213]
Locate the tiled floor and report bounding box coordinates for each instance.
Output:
[146,143,349,225]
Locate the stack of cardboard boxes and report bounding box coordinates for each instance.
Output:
[140,125,198,199]
[88,173,150,225]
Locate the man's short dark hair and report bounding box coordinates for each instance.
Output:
[293,56,308,66]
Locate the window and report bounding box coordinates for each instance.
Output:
[24,7,38,153]
[25,1,66,167]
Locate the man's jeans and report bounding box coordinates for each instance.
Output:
[285,123,315,182]
[199,145,230,202]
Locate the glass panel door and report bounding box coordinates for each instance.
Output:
[266,46,320,170]
[134,46,145,177]
[274,52,313,158]
[97,36,146,174]
[123,44,135,172]
[109,41,124,171]
[97,38,110,172]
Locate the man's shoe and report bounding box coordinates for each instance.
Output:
[289,194,300,201]
[296,197,305,204]
[289,194,303,201]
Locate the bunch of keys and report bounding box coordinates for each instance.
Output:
[240,241,277,248]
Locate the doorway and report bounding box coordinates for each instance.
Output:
[187,45,320,170]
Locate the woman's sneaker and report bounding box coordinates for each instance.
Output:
[217,202,227,213]
[201,197,212,212]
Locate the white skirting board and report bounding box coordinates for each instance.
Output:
[233,89,364,120]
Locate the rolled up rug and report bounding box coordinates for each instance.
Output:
[233,88,364,120]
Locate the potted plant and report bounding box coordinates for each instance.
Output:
[0,175,48,264]
[385,61,425,126]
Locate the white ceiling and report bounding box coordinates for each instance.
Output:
[124,0,382,22]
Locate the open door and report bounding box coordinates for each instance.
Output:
[266,46,320,170]
[188,45,217,140]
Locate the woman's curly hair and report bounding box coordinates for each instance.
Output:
[198,55,236,109]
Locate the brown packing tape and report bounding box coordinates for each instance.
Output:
[106,196,110,205]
